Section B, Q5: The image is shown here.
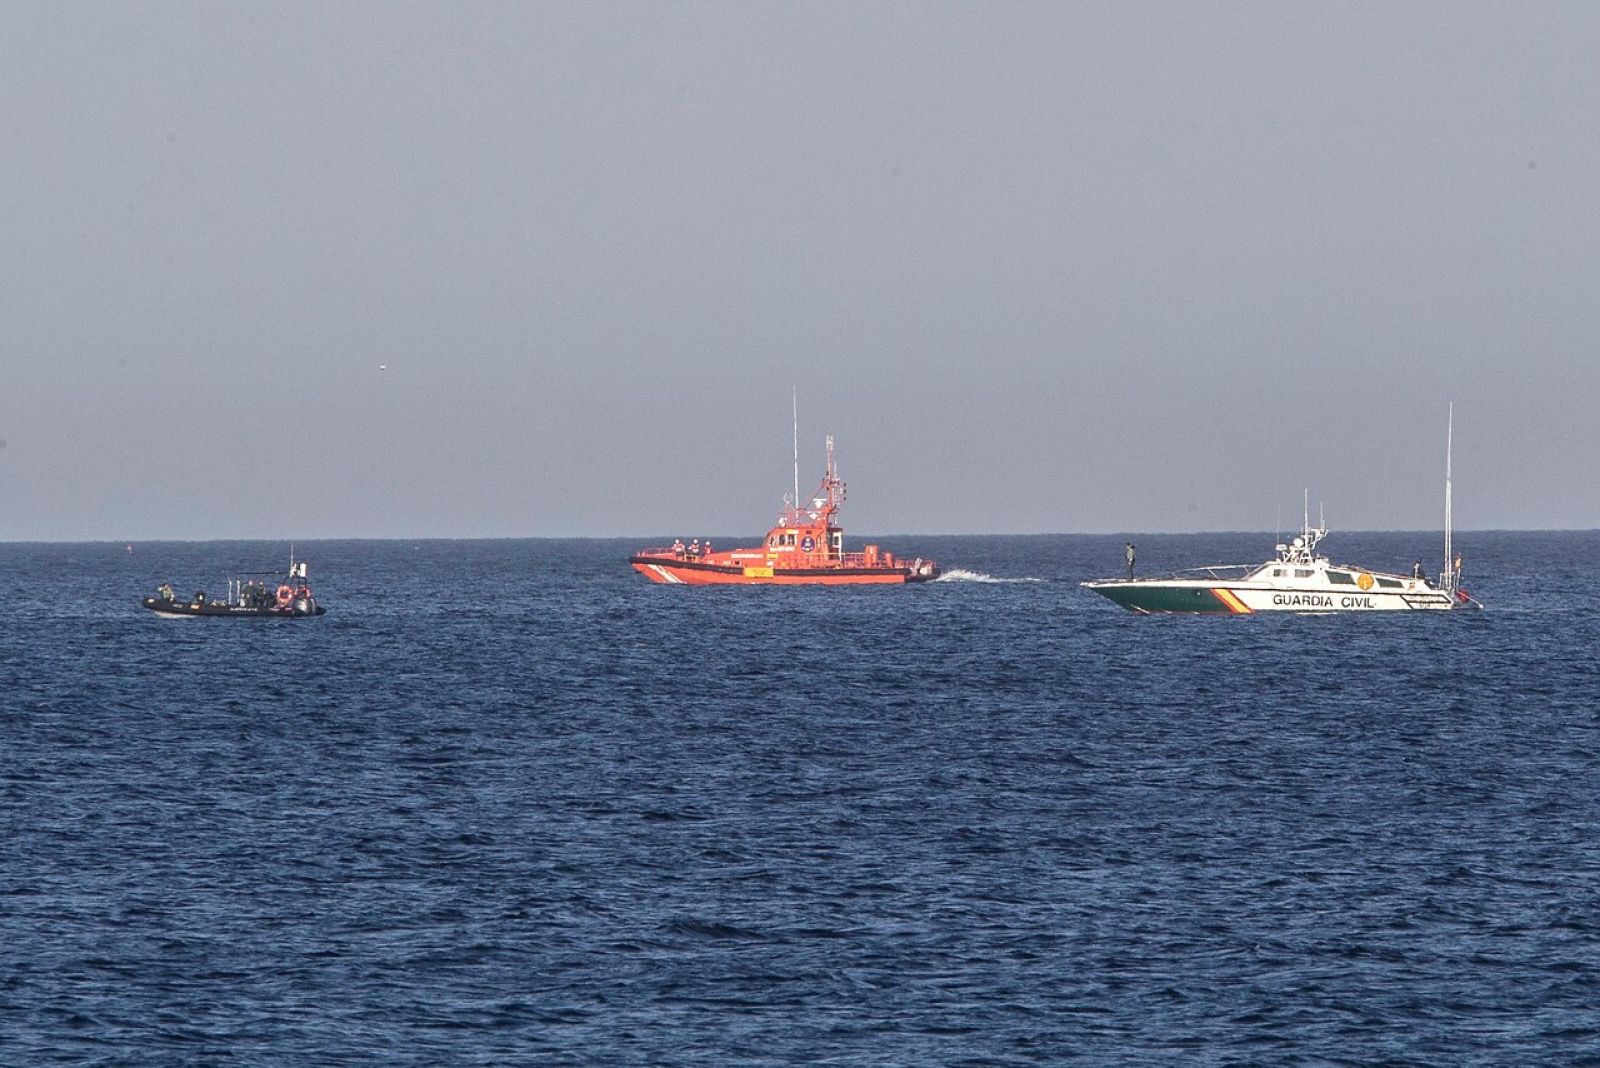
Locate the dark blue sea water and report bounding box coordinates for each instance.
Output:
[3,532,1598,1065]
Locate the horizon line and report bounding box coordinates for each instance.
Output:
[1,526,1593,546]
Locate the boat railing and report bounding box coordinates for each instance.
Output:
[225,575,312,606]
[1166,564,1256,580]
[635,546,732,562]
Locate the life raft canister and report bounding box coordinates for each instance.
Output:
[276,584,294,606]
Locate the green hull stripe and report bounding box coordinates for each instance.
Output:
[1090,585,1235,614]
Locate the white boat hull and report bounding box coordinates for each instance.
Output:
[1082,577,1471,614]
[1226,583,1458,613]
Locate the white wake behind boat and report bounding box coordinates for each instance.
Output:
[1082,406,1482,615]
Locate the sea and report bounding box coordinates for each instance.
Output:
[3,531,1597,1065]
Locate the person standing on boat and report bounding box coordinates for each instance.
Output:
[672,538,684,558]
[1125,542,1136,580]
[1413,561,1425,581]
[1454,552,1463,583]
[690,539,700,559]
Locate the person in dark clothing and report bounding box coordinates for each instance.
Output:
[1125,542,1136,580]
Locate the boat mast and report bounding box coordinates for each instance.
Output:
[1443,402,1454,592]
[792,387,800,518]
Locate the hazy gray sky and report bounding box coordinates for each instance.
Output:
[4,2,1597,539]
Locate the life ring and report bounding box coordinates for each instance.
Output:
[276,584,294,606]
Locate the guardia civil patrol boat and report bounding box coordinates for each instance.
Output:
[1082,407,1482,614]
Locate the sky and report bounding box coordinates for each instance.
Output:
[3,2,1598,540]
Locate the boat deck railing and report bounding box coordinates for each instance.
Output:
[634,547,742,561]
[835,552,887,568]
[1163,564,1256,580]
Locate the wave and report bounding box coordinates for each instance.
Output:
[935,569,1045,584]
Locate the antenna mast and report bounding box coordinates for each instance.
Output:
[1443,402,1454,591]
[792,387,800,514]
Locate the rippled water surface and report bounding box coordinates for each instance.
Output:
[3,533,1598,1064]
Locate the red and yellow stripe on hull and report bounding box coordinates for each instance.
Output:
[1211,587,1252,614]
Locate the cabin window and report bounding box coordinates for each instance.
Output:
[1376,577,1402,589]
[1272,568,1285,577]
[1328,571,1356,585]
[1295,569,1314,578]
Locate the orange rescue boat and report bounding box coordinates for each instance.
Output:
[630,436,939,585]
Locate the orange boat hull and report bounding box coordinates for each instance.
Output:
[630,556,934,585]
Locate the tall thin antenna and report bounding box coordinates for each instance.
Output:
[1302,489,1309,535]
[792,386,800,513]
[1443,401,1454,590]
